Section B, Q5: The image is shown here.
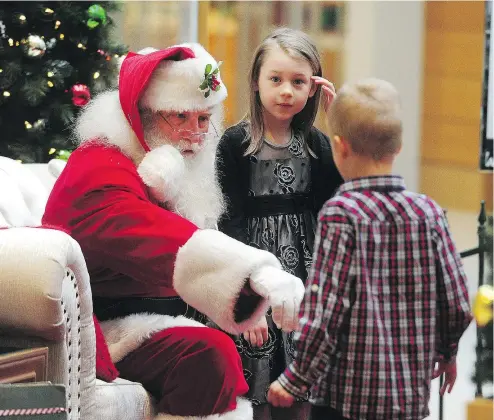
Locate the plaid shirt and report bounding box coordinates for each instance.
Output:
[278,175,472,420]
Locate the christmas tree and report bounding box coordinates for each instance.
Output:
[0,2,127,163]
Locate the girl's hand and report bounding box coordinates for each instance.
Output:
[243,315,269,347]
[311,76,336,113]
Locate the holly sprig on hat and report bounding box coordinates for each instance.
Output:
[199,61,222,98]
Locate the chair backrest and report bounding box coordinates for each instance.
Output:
[0,157,65,228]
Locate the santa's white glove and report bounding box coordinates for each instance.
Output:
[249,266,305,332]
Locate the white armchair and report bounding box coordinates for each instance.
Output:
[0,157,153,419]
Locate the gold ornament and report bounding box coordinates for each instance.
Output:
[473,285,494,327]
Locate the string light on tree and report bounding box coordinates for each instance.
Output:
[47,80,54,88]
[59,33,64,40]
[3,91,10,97]
[93,71,100,79]
[44,8,54,15]
[8,38,13,46]
[55,20,61,29]
[33,119,47,130]
[24,121,32,129]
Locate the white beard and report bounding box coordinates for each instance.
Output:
[173,143,225,229]
[145,129,225,229]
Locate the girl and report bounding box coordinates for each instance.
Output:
[216,28,343,420]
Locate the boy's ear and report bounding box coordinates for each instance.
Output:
[332,135,342,153]
[333,135,350,158]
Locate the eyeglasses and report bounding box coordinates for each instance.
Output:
[158,112,218,141]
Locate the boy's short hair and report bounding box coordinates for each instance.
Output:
[327,78,402,160]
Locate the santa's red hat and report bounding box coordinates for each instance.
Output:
[118,44,227,152]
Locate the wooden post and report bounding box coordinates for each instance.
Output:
[198,1,210,50]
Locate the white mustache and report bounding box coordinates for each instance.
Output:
[177,140,203,153]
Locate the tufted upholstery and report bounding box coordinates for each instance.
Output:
[0,156,153,420]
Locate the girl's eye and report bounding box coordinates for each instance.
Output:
[294,79,305,85]
[270,76,281,83]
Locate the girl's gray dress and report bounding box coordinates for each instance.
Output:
[234,133,315,405]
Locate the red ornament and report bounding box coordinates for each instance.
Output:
[71,84,91,107]
[211,75,220,90]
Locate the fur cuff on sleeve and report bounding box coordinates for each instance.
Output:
[173,229,281,334]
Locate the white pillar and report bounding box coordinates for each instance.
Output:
[287,1,304,30]
[343,1,425,192]
[178,0,199,43]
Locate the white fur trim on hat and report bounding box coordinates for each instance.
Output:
[139,43,228,112]
[174,229,282,335]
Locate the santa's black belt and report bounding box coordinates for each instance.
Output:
[245,193,311,217]
[92,296,201,322]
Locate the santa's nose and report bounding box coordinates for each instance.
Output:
[188,134,204,145]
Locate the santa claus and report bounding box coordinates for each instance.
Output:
[42,44,305,419]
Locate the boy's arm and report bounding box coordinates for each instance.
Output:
[434,214,473,362]
[277,207,355,398]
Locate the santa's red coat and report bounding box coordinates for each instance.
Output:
[43,141,197,299]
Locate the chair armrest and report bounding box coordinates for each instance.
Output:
[0,227,93,341]
[0,227,98,418]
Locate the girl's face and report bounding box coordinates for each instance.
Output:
[256,46,317,124]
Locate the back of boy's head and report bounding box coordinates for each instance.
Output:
[327,78,402,161]
[244,27,323,155]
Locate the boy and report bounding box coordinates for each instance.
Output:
[267,78,472,419]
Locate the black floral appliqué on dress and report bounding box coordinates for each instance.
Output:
[239,133,315,404]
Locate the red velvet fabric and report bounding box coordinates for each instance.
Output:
[115,326,249,416]
[42,143,198,299]
[93,314,119,382]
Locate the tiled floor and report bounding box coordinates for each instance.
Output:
[426,210,491,420]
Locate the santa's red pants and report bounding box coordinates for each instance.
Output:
[116,326,249,416]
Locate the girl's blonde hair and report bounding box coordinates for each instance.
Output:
[243,27,322,156]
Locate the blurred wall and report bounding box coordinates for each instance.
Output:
[420,1,491,212]
[343,1,424,192]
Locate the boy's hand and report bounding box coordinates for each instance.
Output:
[433,357,457,395]
[243,316,268,347]
[267,380,295,407]
[311,76,336,113]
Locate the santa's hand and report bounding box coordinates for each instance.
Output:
[249,266,304,332]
